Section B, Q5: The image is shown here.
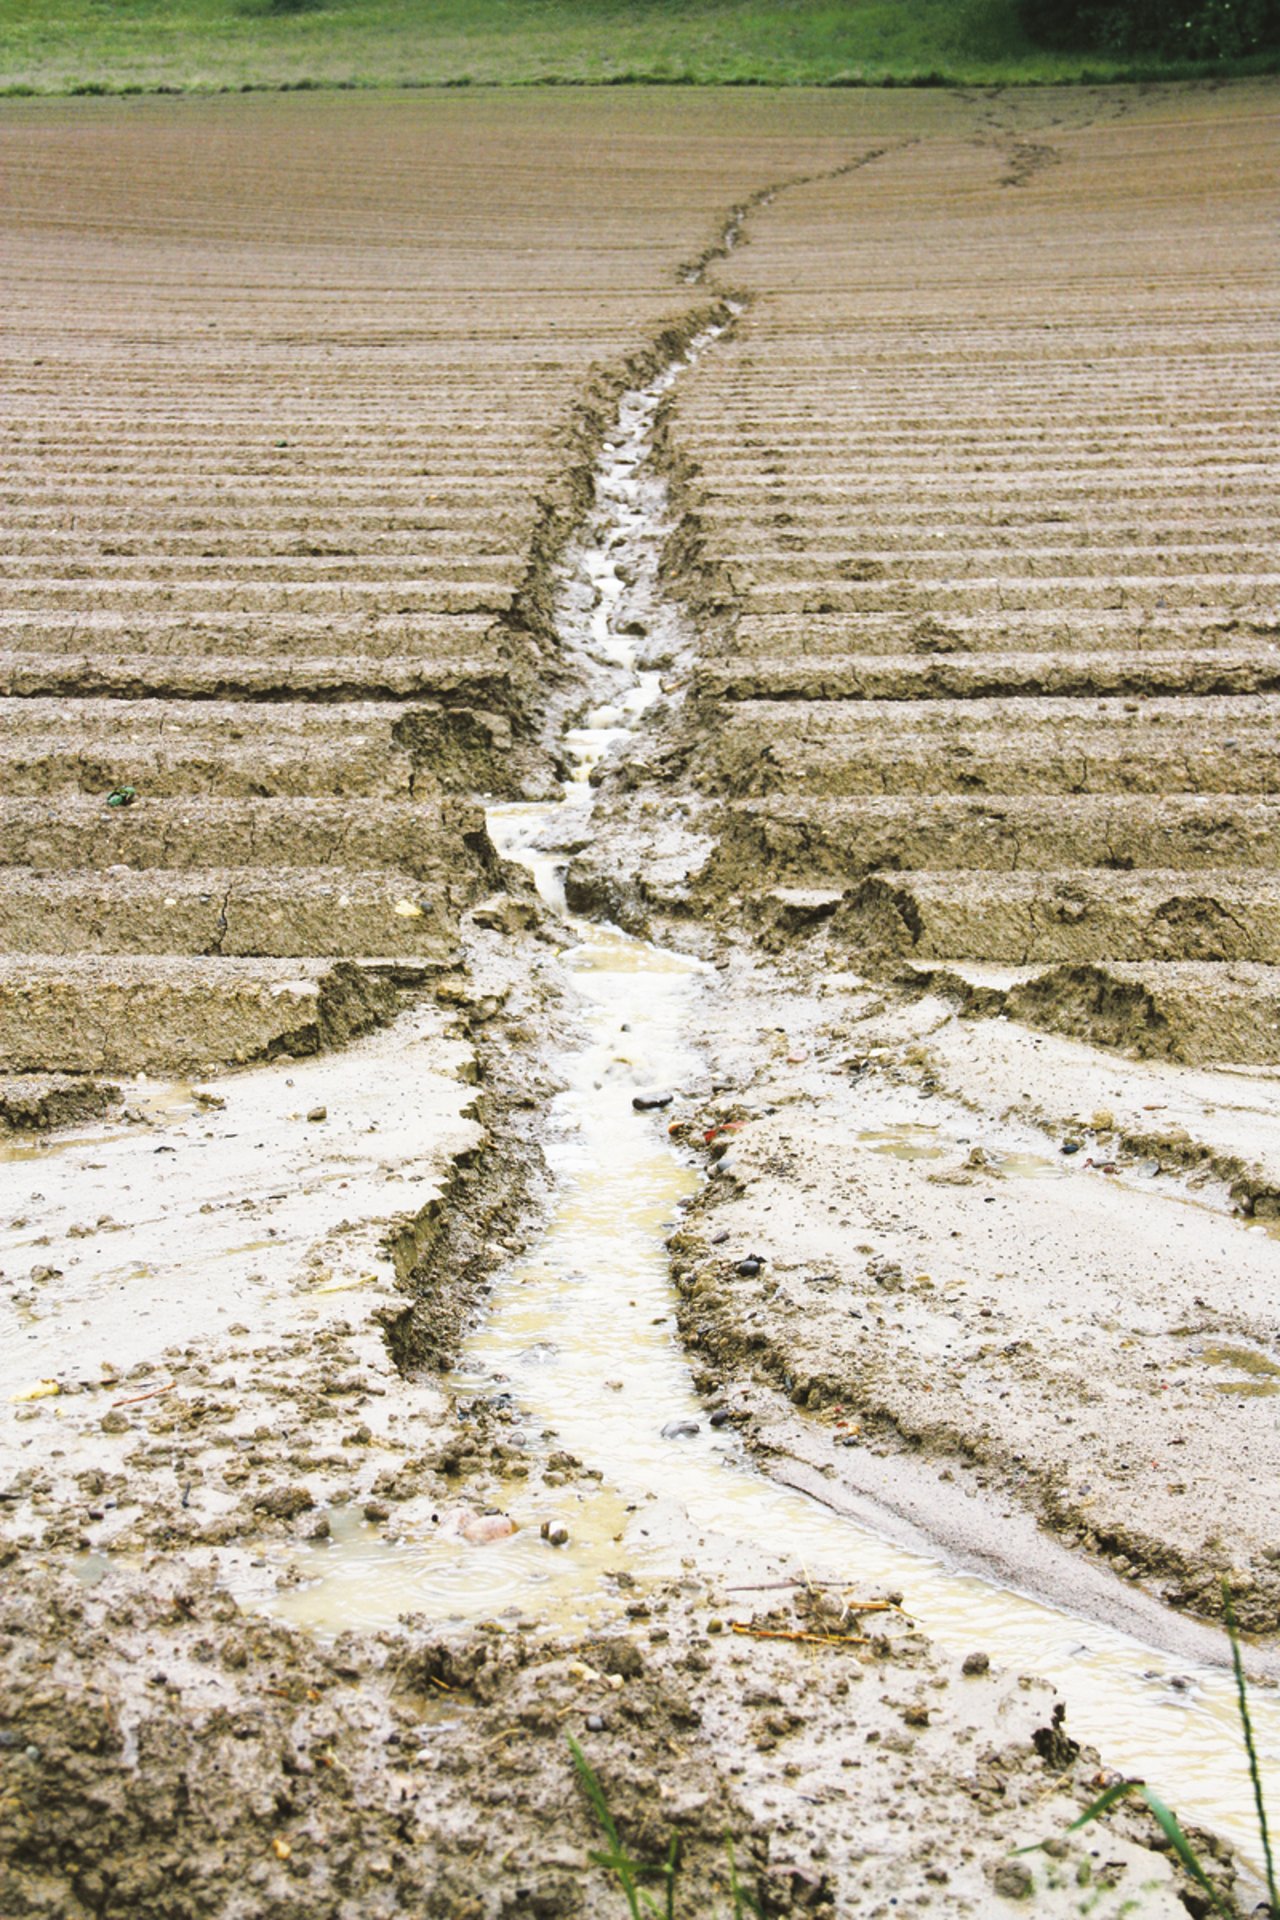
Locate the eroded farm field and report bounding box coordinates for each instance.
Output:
[2,82,1279,1919]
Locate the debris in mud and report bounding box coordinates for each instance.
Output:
[1032,1702,1082,1773]
[5,80,1277,1920]
[443,1507,518,1544]
[660,1418,701,1440]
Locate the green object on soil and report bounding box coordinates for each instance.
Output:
[106,785,136,808]
[568,1735,761,1917]
[1,0,1276,95]
[1015,1585,1278,1917]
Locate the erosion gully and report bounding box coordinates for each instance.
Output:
[274,315,1280,1879]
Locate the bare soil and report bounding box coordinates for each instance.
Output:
[3,80,1278,1920]
[581,77,1280,1641]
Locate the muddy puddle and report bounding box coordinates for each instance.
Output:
[276,846,1280,1871]
[254,321,1280,1882]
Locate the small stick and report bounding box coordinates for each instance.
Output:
[730,1625,868,1648]
[725,1581,901,1612]
[110,1380,176,1409]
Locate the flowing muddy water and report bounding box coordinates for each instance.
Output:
[277,324,1280,1879]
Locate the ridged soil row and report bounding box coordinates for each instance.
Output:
[573,83,1280,1645]
[637,88,1280,1068]
[0,93,804,1096]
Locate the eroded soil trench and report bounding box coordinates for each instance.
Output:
[5,90,1280,1919]
[293,320,1280,1886]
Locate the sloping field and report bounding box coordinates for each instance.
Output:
[0,89,889,1076]
[570,80,1280,1665]
[6,83,1280,1920]
[669,83,1280,1063]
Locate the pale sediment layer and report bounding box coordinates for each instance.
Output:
[661,959,1280,1636]
[2,83,1276,1920]
[0,955,405,1073]
[582,80,1280,1647]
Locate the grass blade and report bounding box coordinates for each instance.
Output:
[1017,1777,1233,1917]
[1224,1585,1280,1918]
[569,1734,686,1919]
[569,1735,624,1854]
[1138,1789,1235,1919]
[727,1835,762,1917]
[1014,1777,1140,1852]
[569,1735,644,1918]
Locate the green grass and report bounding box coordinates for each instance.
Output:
[570,1588,1280,1916]
[568,1735,761,1918]
[1,0,1277,94]
[1019,1587,1277,1918]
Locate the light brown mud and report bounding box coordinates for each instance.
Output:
[578,77,1280,1655]
[4,81,1279,1920]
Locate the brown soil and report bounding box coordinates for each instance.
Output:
[4,79,1279,1920]
[581,78,1280,1638]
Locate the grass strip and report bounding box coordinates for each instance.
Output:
[2,0,1278,95]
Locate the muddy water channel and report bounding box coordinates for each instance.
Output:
[279,326,1280,1880]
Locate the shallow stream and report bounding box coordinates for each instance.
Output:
[280,320,1280,1881]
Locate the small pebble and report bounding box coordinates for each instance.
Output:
[632,1091,673,1112]
[961,1651,990,1676]
[736,1257,763,1277]
[709,1409,730,1429]
[307,1106,327,1123]
[711,1231,730,1245]
[660,1419,700,1440]
[1061,1138,1082,1156]
[585,1714,606,1732]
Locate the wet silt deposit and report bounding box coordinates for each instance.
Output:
[2,83,1280,1919]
